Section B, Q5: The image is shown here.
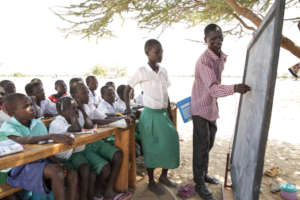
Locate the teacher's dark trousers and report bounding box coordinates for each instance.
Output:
[192,115,217,186]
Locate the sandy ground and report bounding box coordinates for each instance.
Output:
[130,79,300,199]
[131,136,300,200]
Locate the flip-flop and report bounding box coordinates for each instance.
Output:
[113,193,132,200]
[177,184,196,198]
[264,167,280,177]
[93,197,104,200]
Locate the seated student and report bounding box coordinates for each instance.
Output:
[48,80,68,103]
[0,93,77,200]
[49,97,94,200]
[25,82,57,118]
[105,81,119,101]
[0,86,10,126]
[98,86,124,116]
[86,76,101,108]
[0,80,16,95]
[117,85,142,115]
[69,82,129,200]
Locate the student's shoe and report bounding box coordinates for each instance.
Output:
[195,182,216,200]
[204,175,219,185]
[159,176,178,188]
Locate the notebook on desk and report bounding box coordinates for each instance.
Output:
[0,139,24,157]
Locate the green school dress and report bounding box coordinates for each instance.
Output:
[137,107,180,169]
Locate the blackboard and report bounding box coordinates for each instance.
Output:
[230,1,285,199]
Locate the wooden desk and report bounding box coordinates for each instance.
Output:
[0,126,136,198]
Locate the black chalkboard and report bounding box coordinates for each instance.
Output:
[230,1,285,199]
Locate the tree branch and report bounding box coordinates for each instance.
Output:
[232,13,256,31]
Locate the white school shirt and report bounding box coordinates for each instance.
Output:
[115,99,126,113]
[128,65,171,109]
[49,115,75,159]
[98,100,123,114]
[41,100,57,115]
[78,104,106,123]
[88,89,101,108]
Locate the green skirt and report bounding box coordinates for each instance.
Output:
[137,107,180,169]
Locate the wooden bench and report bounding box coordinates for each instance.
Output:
[0,107,177,199]
[0,126,136,199]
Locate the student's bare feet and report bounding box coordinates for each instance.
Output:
[159,176,178,188]
[148,182,165,195]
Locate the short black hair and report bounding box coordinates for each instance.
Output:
[86,75,97,85]
[144,39,162,55]
[25,82,41,96]
[3,93,27,115]
[70,81,86,96]
[31,78,43,85]
[116,85,126,98]
[55,80,66,87]
[69,77,84,88]
[105,81,115,89]
[56,96,74,114]
[204,24,222,37]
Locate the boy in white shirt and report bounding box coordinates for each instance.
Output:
[86,76,101,108]
[25,82,57,118]
[98,86,124,115]
[49,96,93,200]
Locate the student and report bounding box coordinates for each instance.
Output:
[70,82,127,200]
[48,80,68,103]
[190,24,250,200]
[49,97,94,200]
[0,86,10,126]
[25,82,57,117]
[125,39,180,195]
[31,78,43,87]
[105,81,119,101]
[0,80,16,95]
[69,77,84,88]
[98,86,124,115]
[86,76,101,108]
[0,93,77,200]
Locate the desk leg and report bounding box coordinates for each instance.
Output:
[114,129,129,192]
[128,125,136,189]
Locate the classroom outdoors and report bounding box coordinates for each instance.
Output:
[0,0,300,200]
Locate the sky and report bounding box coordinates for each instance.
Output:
[0,0,299,76]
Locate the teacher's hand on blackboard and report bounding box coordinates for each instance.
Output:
[234,84,251,94]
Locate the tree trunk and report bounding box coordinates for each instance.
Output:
[224,0,300,59]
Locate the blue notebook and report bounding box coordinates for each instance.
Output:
[177,97,192,123]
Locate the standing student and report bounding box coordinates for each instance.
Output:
[0,80,16,95]
[190,24,250,200]
[125,39,180,195]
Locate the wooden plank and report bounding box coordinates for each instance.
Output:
[0,183,21,199]
[114,128,130,192]
[0,127,115,170]
[128,124,136,189]
[222,186,234,200]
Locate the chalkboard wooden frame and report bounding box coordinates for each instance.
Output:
[230,0,285,199]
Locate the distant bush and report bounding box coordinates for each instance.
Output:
[12,72,26,77]
[90,65,127,77]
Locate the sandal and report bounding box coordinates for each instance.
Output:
[264,167,280,177]
[113,193,132,200]
[177,184,196,198]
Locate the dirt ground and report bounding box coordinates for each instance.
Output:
[131,137,300,200]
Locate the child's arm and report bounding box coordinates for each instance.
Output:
[78,106,94,129]
[67,109,82,132]
[123,86,132,114]
[8,134,74,145]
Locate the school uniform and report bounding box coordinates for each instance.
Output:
[88,89,101,108]
[34,100,57,117]
[98,99,124,114]
[49,115,87,169]
[190,49,234,187]
[0,118,50,194]
[77,104,119,174]
[0,110,10,127]
[128,65,180,169]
